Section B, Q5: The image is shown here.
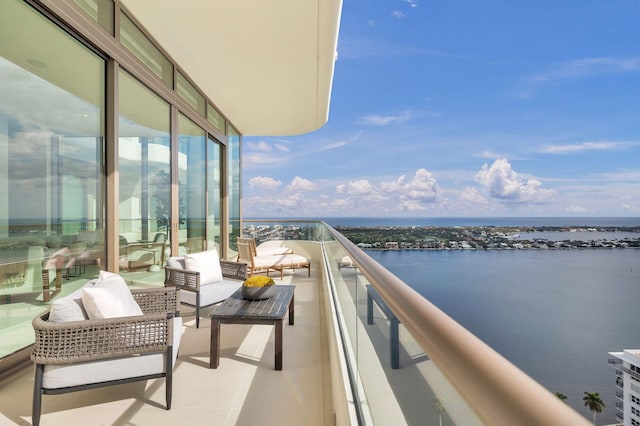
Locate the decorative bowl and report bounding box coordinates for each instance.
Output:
[241,285,275,300]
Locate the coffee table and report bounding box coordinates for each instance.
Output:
[209,285,295,370]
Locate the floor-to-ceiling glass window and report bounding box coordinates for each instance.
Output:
[228,127,241,254]
[0,0,105,358]
[118,70,170,277]
[178,114,206,255]
[207,136,222,251]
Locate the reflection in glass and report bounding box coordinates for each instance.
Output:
[118,70,170,273]
[120,12,173,88]
[228,126,241,254]
[207,136,222,251]
[178,114,206,255]
[177,72,205,117]
[72,0,113,34]
[207,102,225,134]
[0,0,105,358]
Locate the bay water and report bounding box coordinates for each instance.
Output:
[320,217,640,423]
[366,247,639,423]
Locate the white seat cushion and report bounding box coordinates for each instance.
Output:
[180,279,242,307]
[42,316,182,389]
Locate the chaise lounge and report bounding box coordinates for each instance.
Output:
[237,241,310,280]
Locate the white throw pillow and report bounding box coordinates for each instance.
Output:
[49,290,88,322]
[82,287,126,319]
[81,271,143,319]
[184,249,223,284]
[48,280,97,322]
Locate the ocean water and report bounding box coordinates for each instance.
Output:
[322,216,640,228]
[366,247,640,424]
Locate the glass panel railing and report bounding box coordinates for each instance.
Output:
[243,220,334,245]
[243,220,589,425]
[323,239,480,425]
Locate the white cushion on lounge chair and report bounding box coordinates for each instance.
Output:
[255,246,293,256]
[250,253,309,268]
[274,253,309,267]
[179,280,242,306]
[41,316,182,389]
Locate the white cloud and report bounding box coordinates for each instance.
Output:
[287,176,317,192]
[565,205,589,214]
[358,110,414,126]
[476,150,510,160]
[249,176,282,191]
[243,152,282,167]
[517,56,640,98]
[474,159,556,203]
[622,202,640,213]
[274,143,290,152]
[403,0,418,7]
[338,37,450,59]
[534,57,640,82]
[459,187,487,204]
[336,179,375,195]
[392,10,406,18]
[539,141,630,154]
[398,200,428,211]
[381,168,438,203]
[245,140,272,152]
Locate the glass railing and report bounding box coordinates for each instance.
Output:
[243,220,334,243]
[243,220,589,425]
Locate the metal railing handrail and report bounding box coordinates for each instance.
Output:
[322,222,589,425]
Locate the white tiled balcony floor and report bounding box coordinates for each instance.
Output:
[0,267,331,426]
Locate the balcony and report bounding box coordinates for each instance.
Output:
[0,221,589,425]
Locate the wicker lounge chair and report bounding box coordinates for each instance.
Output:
[164,249,246,328]
[31,280,182,426]
[237,241,310,280]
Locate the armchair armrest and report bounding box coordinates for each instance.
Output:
[164,266,200,292]
[220,260,247,281]
[32,311,174,365]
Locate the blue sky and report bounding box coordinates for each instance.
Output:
[243,0,640,218]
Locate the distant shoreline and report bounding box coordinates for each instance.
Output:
[334,225,640,250]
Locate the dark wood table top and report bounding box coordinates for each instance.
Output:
[209,285,294,320]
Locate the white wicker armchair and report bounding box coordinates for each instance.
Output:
[164,249,247,328]
[31,285,182,426]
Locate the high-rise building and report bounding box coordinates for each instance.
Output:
[609,349,640,425]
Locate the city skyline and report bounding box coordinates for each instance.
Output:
[243,0,640,218]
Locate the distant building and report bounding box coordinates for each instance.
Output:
[608,349,640,425]
[385,242,399,250]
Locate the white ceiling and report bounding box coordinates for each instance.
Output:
[120,0,343,137]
